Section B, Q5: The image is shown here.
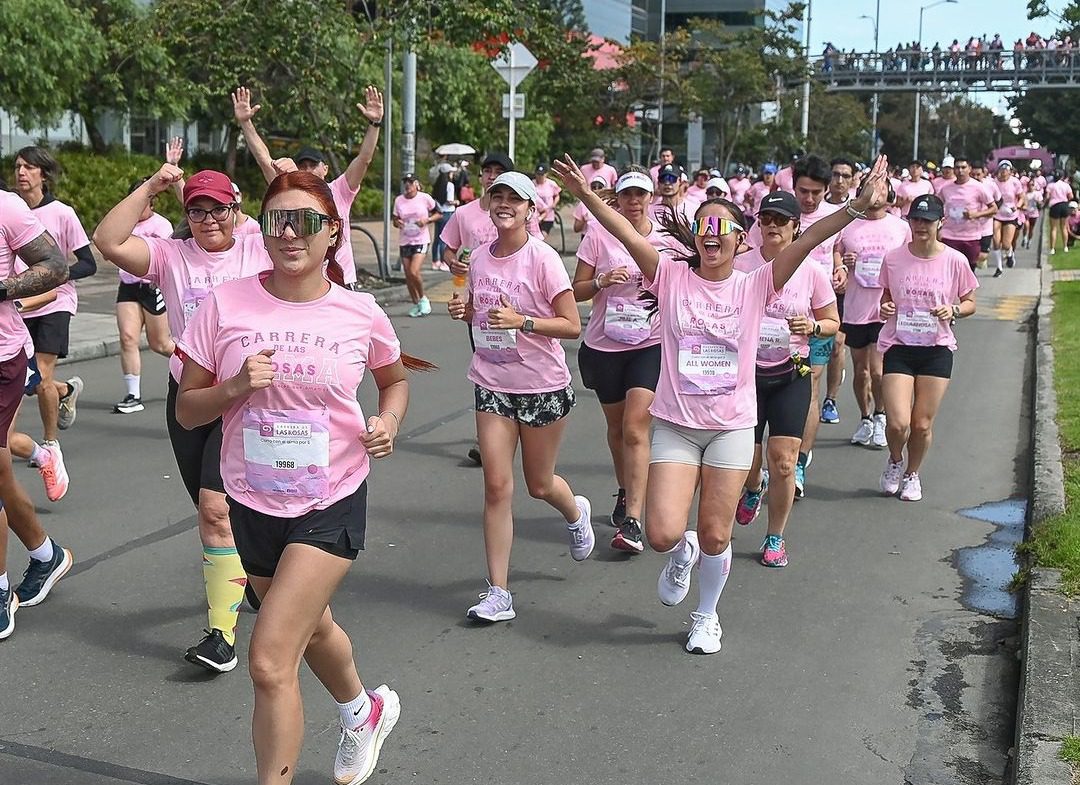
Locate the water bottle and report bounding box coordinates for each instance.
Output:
[453,247,471,289]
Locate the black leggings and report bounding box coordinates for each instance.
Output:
[754,368,812,443]
[166,376,225,506]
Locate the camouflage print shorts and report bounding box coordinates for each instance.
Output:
[474,384,576,428]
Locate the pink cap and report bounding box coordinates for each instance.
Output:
[182,170,235,207]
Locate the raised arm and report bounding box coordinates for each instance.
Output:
[552,155,660,281]
[165,136,187,203]
[772,155,890,291]
[9,231,69,299]
[342,86,384,190]
[232,86,277,183]
[94,164,183,279]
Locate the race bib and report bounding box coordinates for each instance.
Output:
[896,309,939,345]
[756,318,791,365]
[603,296,651,345]
[472,321,522,364]
[242,408,330,498]
[677,336,738,395]
[854,255,884,288]
[182,287,210,324]
[946,203,965,221]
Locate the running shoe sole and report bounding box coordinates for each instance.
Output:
[17,548,74,607]
[114,402,145,414]
[336,687,401,785]
[0,595,18,640]
[466,607,516,623]
[610,532,644,553]
[184,649,239,673]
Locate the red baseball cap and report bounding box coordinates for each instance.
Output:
[182,170,236,207]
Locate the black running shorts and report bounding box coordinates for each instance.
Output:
[24,311,70,358]
[166,376,225,505]
[578,342,662,405]
[116,282,167,316]
[841,321,884,350]
[754,367,812,443]
[883,345,954,379]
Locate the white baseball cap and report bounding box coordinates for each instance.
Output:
[941,155,956,168]
[704,177,729,195]
[615,171,654,194]
[490,171,537,202]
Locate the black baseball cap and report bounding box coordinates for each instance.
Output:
[757,191,799,220]
[535,163,548,175]
[296,147,325,164]
[657,163,680,181]
[907,194,944,221]
[401,172,418,182]
[481,152,514,172]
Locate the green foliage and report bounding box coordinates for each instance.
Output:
[1060,735,1080,764]
[1011,89,1080,161]
[875,95,1016,164]
[0,0,103,130]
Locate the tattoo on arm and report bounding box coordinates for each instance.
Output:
[8,232,70,298]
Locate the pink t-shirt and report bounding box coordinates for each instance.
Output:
[577,222,684,352]
[572,202,596,233]
[1046,180,1074,206]
[877,244,979,353]
[534,179,562,222]
[329,175,359,286]
[234,216,262,236]
[727,178,751,210]
[837,214,912,325]
[648,198,693,224]
[144,233,272,380]
[25,199,88,318]
[178,274,400,517]
[932,176,954,195]
[440,198,541,253]
[746,181,772,214]
[895,179,933,217]
[1026,188,1044,217]
[646,257,776,430]
[0,192,42,361]
[994,177,1026,222]
[775,167,794,193]
[393,192,438,247]
[585,163,618,189]
[733,248,834,368]
[685,185,708,205]
[978,178,1001,236]
[125,212,174,284]
[940,180,997,241]
[773,200,844,278]
[466,236,573,394]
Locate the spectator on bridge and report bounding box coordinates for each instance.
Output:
[949,40,961,70]
[932,43,943,70]
[989,34,1004,68]
[1014,40,1024,70]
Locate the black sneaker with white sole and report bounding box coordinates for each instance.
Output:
[14,545,74,607]
[610,488,626,528]
[0,586,17,640]
[184,629,238,673]
[610,517,645,553]
[113,394,145,414]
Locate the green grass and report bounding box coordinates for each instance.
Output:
[1060,735,1080,764]
[1051,242,1080,271]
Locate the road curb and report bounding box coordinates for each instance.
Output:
[1014,235,1077,785]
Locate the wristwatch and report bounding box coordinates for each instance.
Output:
[812,321,822,337]
[952,305,961,323]
[521,317,535,334]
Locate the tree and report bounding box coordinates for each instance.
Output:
[0,0,102,140]
[876,94,1015,164]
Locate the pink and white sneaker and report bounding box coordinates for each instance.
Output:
[38,443,69,502]
[879,458,903,496]
[900,473,923,502]
[334,685,401,785]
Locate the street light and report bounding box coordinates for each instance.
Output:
[913,0,958,160]
[859,3,880,161]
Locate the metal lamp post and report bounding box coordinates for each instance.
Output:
[913,0,958,160]
[859,4,880,161]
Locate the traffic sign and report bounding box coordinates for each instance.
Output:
[491,42,537,89]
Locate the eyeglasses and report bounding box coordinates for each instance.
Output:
[185,204,235,223]
[831,171,853,180]
[258,208,335,238]
[690,215,741,237]
[758,212,794,228]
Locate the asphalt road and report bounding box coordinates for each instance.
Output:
[0,254,1038,785]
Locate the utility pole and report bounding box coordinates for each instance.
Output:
[402,48,416,176]
[380,38,393,279]
[801,0,812,140]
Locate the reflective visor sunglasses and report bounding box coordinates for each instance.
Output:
[690,215,741,237]
[258,208,335,238]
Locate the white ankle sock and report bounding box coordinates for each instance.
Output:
[29,442,46,465]
[338,690,372,730]
[0,572,8,591]
[124,374,140,398]
[28,537,54,563]
[695,545,732,616]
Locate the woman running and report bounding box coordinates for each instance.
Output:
[447,172,591,623]
[1021,177,1043,249]
[1045,171,1074,256]
[877,194,978,502]
[392,173,440,317]
[553,153,889,654]
[176,171,413,785]
[114,178,176,414]
[573,170,683,553]
[990,161,1025,277]
[95,165,271,673]
[732,191,839,569]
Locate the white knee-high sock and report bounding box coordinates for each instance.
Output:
[991,248,1003,271]
[695,545,732,616]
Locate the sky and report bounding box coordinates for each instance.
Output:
[807,0,1063,114]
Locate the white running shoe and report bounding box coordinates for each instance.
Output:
[850,418,873,446]
[686,611,722,655]
[880,458,904,496]
[466,584,515,622]
[900,473,923,502]
[567,495,594,561]
[871,413,888,448]
[658,531,700,607]
[334,685,401,785]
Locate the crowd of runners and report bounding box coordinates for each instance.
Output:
[2,77,1052,784]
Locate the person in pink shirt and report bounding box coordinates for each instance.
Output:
[532,164,562,238]
[392,173,441,317]
[895,160,934,216]
[824,157,855,208]
[971,163,1001,269]
[1045,171,1075,255]
[572,170,684,554]
[732,191,839,570]
[447,172,591,624]
[726,164,752,210]
[176,171,419,785]
[836,199,911,450]
[231,182,262,236]
[649,147,676,187]
[572,175,609,234]
[584,148,618,188]
[877,193,978,502]
[685,168,711,208]
[745,163,777,214]
[553,152,889,655]
[232,85,386,285]
[95,166,273,674]
[938,156,998,272]
[774,151,802,193]
[0,191,75,641]
[1021,178,1044,249]
[12,147,96,462]
[113,177,176,415]
[932,156,955,194]
[990,161,1026,276]
[649,163,692,224]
